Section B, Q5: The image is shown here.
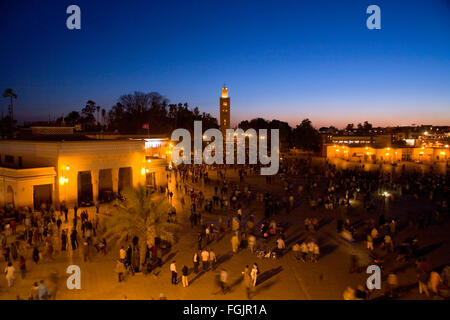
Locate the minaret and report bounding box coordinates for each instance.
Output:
[219,85,230,136]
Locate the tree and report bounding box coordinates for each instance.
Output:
[292,119,322,152]
[65,111,82,125]
[345,123,354,132]
[103,185,177,271]
[363,121,373,131]
[82,100,96,116]
[101,108,106,126]
[96,106,101,125]
[81,100,97,130]
[2,88,17,121]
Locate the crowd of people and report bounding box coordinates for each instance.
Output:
[1,155,449,300]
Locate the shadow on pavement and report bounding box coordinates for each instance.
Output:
[256,266,283,286]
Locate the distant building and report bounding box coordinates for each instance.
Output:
[326,144,449,164]
[219,85,230,135]
[330,134,392,147]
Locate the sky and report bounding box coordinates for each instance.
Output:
[1,0,449,129]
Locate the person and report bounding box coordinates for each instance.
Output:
[300,241,308,262]
[82,241,89,262]
[312,242,320,263]
[119,246,126,262]
[417,265,429,297]
[32,247,40,264]
[3,244,10,262]
[4,262,15,287]
[292,242,301,260]
[384,234,394,253]
[182,265,189,288]
[219,269,228,294]
[387,272,399,297]
[30,282,39,300]
[61,230,68,251]
[38,280,49,300]
[193,251,200,273]
[251,263,259,287]
[231,233,239,254]
[170,260,177,285]
[367,234,374,251]
[197,232,203,250]
[248,234,256,253]
[343,286,356,300]
[201,249,210,271]
[115,260,126,282]
[277,236,286,256]
[19,256,26,279]
[242,265,252,299]
[209,249,217,270]
[429,271,442,296]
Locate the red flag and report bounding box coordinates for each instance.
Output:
[142,123,149,129]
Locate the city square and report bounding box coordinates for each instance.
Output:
[0,0,449,304]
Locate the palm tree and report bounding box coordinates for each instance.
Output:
[2,88,17,121]
[103,185,177,271]
[96,106,100,126]
[101,108,106,126]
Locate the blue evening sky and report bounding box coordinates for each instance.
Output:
[1,0,449,128]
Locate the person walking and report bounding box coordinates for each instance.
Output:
[115,260,126,282]
[82,241,89,262]
[300,241,308,262]
[242,265,252,299]
[417,266,430,297]
[248,234,256,253]
[276,236,286,257]
[197,232,203,250]
[251,263,259,287]
[170,260,177,285]
[201,249,210,271]
[387,272,399,297]
[429,271,442,296]
[19,256,26,279]
[32,247,40,264]
[367,234,374,251]
[219,269,228,294]
[312,242,320,263]
[119,246,126,262]
[38,280,49,300]
[4,262,15,287]
[182,265,189,288]
[30,282,39,300]
[207,249,215,267]
[193,251,200,273]
[231,233,239,254]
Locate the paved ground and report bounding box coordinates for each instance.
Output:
[0,162,448,300]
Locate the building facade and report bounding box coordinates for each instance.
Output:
[0,139,168,209]
[326,144,449,164]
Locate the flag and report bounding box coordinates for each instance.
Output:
[142,123,149,129]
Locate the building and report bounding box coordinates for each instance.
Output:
[219,85,230,135]
[0,137,168,209]
[326,144,449,164]
[329,134,392,147]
